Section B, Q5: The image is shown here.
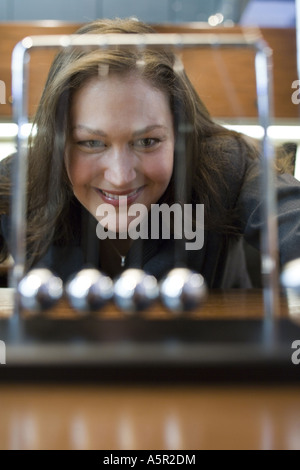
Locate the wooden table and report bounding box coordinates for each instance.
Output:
[1,288,300,450]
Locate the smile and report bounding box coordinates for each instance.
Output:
[99,188,141,200]
[94,186,145,206]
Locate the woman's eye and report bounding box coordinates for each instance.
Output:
[135,138,160,148]
[77,140,105,149]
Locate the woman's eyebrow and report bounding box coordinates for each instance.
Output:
[72,124,168,137]
[72,125,107,137]
[132,125,168,137]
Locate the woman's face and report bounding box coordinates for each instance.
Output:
[65,73,175,234]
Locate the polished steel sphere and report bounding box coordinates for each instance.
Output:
[65,268,113,314]
[17,268,63,313]
[159,267,207,314]
[281,258,300,294]
[113,268,159,314]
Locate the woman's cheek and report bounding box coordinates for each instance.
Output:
[67,157,96,187]
[147,148,173,179]
[151,159,173,185]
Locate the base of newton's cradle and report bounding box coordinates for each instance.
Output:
[1,316,300,384]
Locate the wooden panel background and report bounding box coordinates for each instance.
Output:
[0,22,298,119]
[156,25,299,119]
[0,22,80,119]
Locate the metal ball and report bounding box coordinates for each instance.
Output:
[281,258,300,294]
[17,268,63,314]
[65,268,113,314]
[113,268,159,314]
[159,268,207,314]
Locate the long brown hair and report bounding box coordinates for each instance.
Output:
[0,18,259,268]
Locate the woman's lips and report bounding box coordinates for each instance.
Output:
[94,186,145,206]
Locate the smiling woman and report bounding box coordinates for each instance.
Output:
[0,17,300,288]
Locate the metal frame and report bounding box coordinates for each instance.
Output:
[10,31,278,328]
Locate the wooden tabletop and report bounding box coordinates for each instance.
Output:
[1,288,300,450]
[0,383,299,450]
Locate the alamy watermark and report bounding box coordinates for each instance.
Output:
[0,80,6,104]
[96,199,204,250]
[291,80,300,105]
[291,340,300,365]
[0,340,6,364]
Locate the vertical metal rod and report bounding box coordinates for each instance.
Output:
[172,51,189,268]
[10,41,30,325]
[255,42,280,329]
[296,0,300,81]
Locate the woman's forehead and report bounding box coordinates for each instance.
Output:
[71,73,170,110]
[69,74,174,135]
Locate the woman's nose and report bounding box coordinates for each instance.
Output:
[103,147,137,187]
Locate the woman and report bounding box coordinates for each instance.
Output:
[1,18,300,287]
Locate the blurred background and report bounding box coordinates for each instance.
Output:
[0,0,296,26]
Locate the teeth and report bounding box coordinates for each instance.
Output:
[101,188,139,199]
